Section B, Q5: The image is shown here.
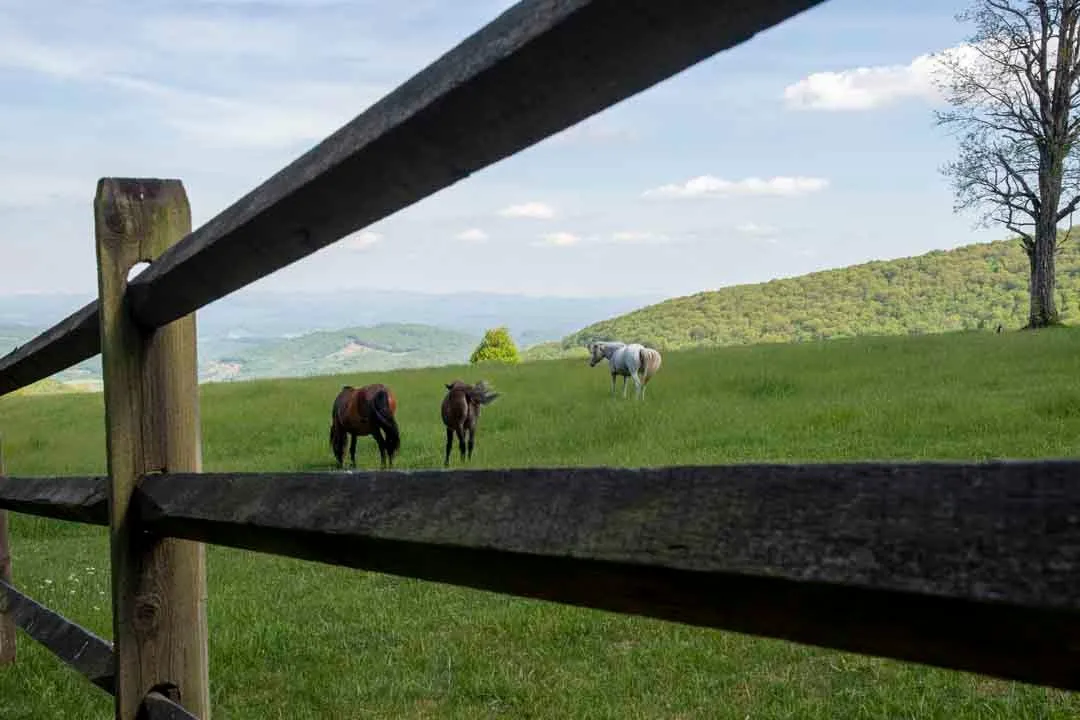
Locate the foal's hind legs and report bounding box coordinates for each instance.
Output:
[444,427,454,466]
[456,427,467,461]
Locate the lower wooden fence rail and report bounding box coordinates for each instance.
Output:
[3,458,1080,713]
[0,577,114,693]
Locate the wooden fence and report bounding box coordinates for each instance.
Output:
[1,0,1079,717]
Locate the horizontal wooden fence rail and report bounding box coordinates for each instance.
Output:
[0,301,98,397]
[0,476,109,525]
[0,578,115,693]
[0,0,827,397]
[132,461,1080,692]
[139,691,200,720]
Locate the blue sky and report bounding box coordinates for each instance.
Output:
[0,0,1000,300]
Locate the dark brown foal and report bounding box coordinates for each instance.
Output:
[440,380,499,466]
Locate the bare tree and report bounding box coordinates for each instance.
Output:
[936,0,1080,328]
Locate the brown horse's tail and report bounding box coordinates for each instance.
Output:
[370,388,401,459]
[329,403,345,463]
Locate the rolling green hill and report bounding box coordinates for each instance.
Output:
[532,237,1080,356]
[202,323,479,382]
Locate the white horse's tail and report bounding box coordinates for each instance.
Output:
[639,347,662,382]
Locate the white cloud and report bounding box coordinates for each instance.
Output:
[782,44,981,111]
[735,222,778,237]
[498,201,555,219]
[139,16,302,59]
[643,175,829,200]
[455,227,488,242]
[0,16,386,151]
[106,75,383,149]
[536,231,580,247]
[608,231,670,244]
[0,31,122,80]
[342,230,382,250]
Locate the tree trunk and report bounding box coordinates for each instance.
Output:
[1028,211,1059,328]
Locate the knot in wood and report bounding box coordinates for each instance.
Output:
[104,204,127,235]
[133,592,163,632]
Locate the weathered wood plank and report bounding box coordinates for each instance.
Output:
[0,437,14,665]
[0,476,109,525]
[136,462,1080,690]
[0,300,99,397]
[0,577,114,693]
[138,691,201,720]
[125,0,827,328]
[96,179,210,720]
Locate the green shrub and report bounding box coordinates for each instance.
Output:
[469,326,521,364]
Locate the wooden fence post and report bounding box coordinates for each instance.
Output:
[0,435,15,666]
[95,179,209,720]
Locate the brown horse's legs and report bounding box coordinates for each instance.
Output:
[372,426,387,469]
[331,421,346,468]
[444,428,454,466]
[456,427,467,461]
[466,427,475,460]
[348,434,358,468]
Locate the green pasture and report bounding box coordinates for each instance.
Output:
[1,328,1079,718]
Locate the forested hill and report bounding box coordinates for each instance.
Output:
[546,237,1080,353]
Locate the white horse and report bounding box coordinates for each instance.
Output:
[587,341,663,399]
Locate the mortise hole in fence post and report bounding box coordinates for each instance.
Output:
[0,435,15,666]
[95,178,210,720]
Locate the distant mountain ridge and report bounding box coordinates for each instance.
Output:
[203,323,479,382]
[0,289,658,388]
[532,238,1080,357]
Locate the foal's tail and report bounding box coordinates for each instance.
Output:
[370,388,401,459]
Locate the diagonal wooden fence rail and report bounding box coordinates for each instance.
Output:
[2,0,1079,718]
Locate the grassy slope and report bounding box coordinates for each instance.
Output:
[207,323,479,381]
[2,329,1080,718]
[529,238,1080,357]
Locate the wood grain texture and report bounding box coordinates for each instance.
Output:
[96,179,209,720]
[135,461,1080,690]
[125,0,826,329]
[0,300,99,397]
[0,438,14,665]
[0,476,109,525]
[0,577,114,693]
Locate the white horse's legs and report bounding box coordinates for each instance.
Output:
[610,373,616,397]
[622,375,630,398]
[632,371,644,399]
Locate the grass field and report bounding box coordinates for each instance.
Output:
[2,328,1080,718]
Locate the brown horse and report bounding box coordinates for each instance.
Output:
[441,380,499,466]
[330,383,400,469]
